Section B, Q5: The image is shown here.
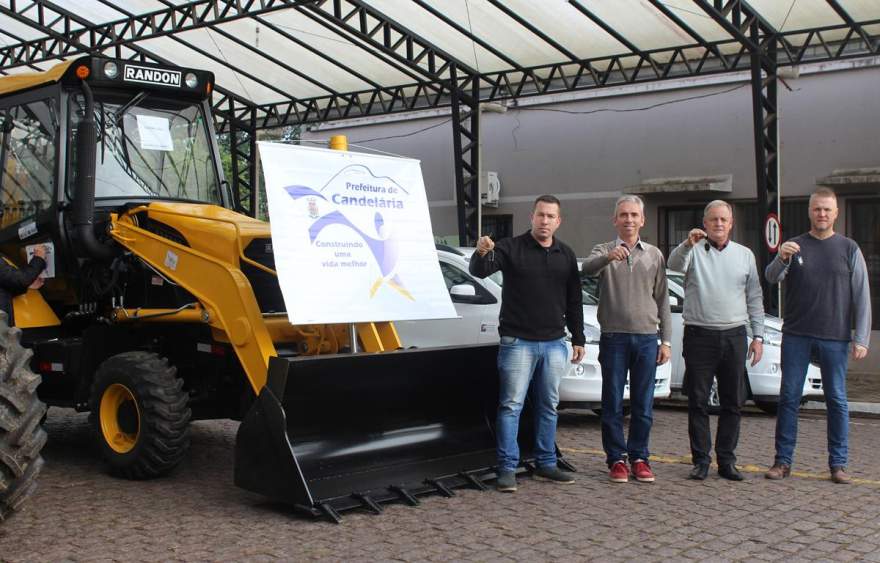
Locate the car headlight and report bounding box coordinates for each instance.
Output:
[762,324,782,346]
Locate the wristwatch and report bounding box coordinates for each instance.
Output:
[753,336,764,342]
[661,341,671,347]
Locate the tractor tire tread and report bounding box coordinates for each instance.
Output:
[0,313,46,522]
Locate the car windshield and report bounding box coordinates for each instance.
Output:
[69,93,221,204]
[667,272,685,292]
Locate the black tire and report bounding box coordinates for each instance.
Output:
[89,351,191,479]
[0,312,47,521]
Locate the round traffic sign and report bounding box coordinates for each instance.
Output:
[764,213,781,253]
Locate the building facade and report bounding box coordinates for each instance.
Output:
[302,57,880,372]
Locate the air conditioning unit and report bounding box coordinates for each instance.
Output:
[481,171,501,207]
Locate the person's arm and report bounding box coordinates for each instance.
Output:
[745,251,765,339]
[654,250,672,364]
[766,240,799,284]
[851,247,872,351]
[581,243,611,275]
[468,238,504,279]
[565,253,585,348]
[666,241,692,273]
[764,256,789,284]
[0,256,46,296]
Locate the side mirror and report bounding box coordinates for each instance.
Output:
[450,284,476,297]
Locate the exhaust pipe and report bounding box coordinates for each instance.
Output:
[72,81,114,260]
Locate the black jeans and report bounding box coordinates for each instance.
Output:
[683,325,747,466]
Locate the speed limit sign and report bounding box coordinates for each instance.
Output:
[764,213,781,253]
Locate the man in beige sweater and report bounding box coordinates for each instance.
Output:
[583,195,672,483]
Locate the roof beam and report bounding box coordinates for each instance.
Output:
[410,0,526,72]
[97,0,339,98]
[568,1,643,57]
[485,0,580,62]
[826,0,876,52]
[301,0,479,86]
[693,0,767,59]
[645,0,732,70]
[0,0,317,69]
[0,1,260,132]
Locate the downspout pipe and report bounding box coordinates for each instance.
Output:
[72,81,114,260]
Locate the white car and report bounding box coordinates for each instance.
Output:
[394,247,671,413]
[665,271,823,413]
[581,270,823,414]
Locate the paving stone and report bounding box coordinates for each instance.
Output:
[2,408,880,560]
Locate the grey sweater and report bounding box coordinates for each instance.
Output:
[582,239,672,342]
[766,232,871,348]
[668,239,764,337]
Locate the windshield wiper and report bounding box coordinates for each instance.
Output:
[113,91,150,124]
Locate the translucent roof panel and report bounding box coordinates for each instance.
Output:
[0,0,878,118]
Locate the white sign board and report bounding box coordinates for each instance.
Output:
[26,242,55,278]
[259,142,457,325]
[136,115,174,151]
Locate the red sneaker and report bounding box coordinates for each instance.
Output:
[631,459,655,483]
[608,460,629,483]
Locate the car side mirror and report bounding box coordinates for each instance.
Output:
[450,284,476,297]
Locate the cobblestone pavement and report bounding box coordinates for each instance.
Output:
[2,407,880,562]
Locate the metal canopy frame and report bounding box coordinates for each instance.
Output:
[1,1,879,255]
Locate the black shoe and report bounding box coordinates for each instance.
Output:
[718,464,744,481]
[496,471,517,492]
[689,464,710,480]
[533,466,575,484]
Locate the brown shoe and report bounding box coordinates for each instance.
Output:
[830,466,851,484]
[765,463,791,480]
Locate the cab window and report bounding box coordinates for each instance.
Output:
[0,99,57,228]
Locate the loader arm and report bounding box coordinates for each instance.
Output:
[109,209,276,394]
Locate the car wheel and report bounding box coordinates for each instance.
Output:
[89,352,191,479]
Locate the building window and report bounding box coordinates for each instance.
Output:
[660,206,703,259]
[848,198,879,330]
[482,214,513,241]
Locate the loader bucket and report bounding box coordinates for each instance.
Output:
[234,344,554,521]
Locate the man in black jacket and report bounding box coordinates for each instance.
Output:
[469,195,584,492]
[0,244,47,326]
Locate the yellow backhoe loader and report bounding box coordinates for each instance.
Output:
[0,56,563,522]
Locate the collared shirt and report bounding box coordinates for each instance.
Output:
[469,231,585,345]
[582,239,672,342]
[706,238,730,251]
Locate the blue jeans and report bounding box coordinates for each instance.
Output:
[496,336,568,472]
[776,334,850,468]
[599,333,658,466]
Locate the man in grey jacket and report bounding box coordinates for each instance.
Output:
[668,201,764,482]
[764,187,871,484]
